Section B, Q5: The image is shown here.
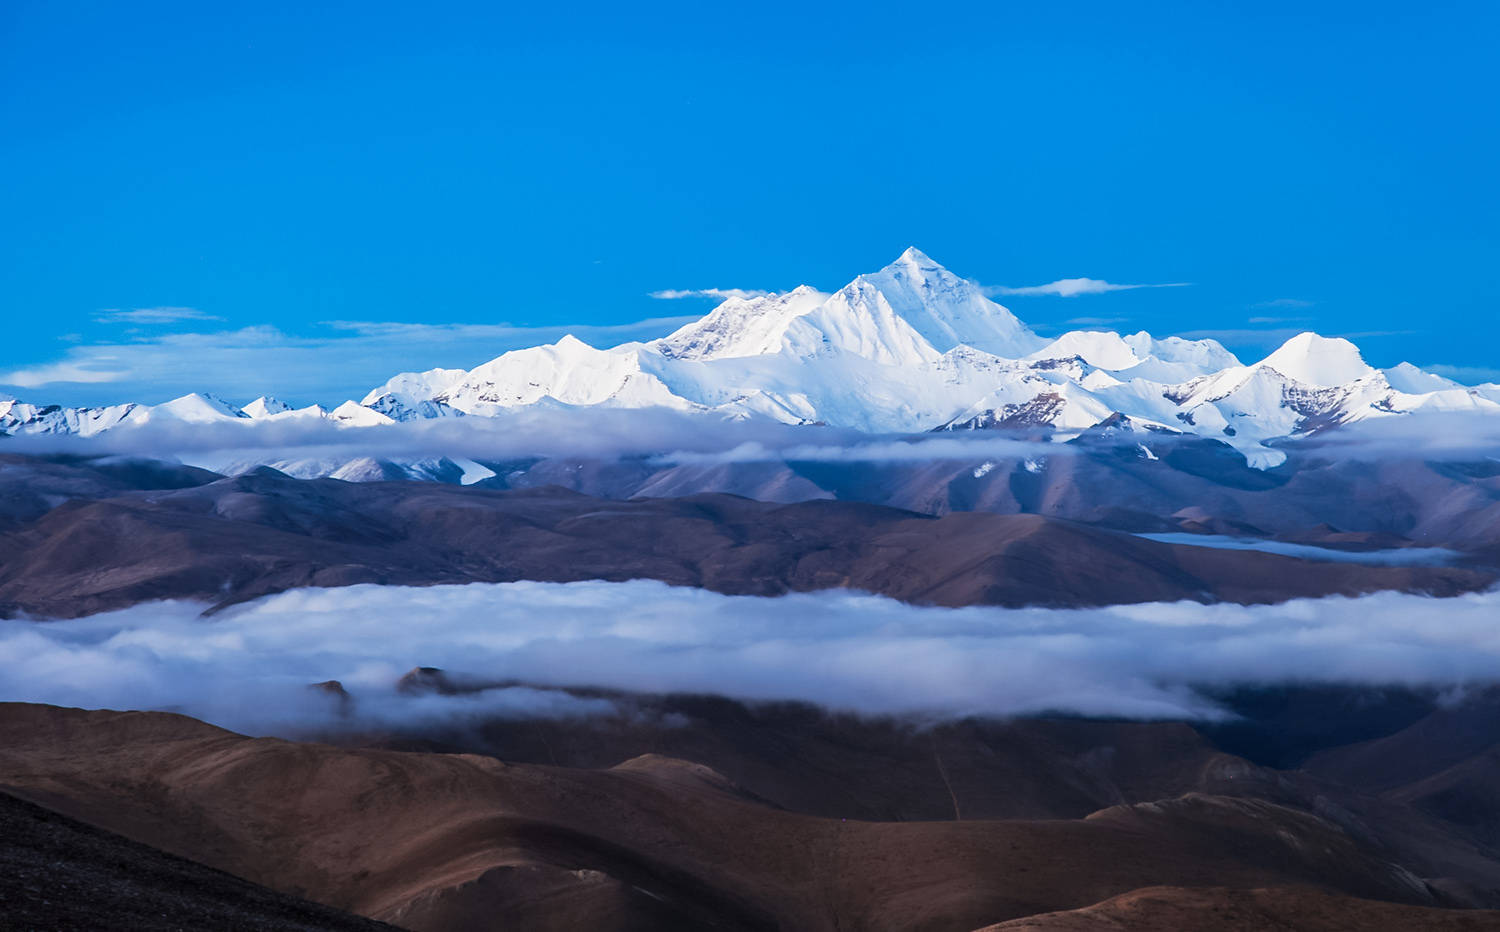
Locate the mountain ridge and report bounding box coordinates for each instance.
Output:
[5,249,1498,472]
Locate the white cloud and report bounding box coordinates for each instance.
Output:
[1063,316,1129,326]
[0,360,130,388]
[1428,364,1500,385]
[0,404,1074,473]
[649,288,772,301]
[320,317,698,340]
[1251,298,1315,310]
[647,435,1067,467]
[4,581,1500,736]
[1173,327,1304,348]
[0,316,698,406]
[95,306,224,325]
[11,404,1500,479]
[987,279,1191,298]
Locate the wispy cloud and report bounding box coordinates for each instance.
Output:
[1173,327,1303,349]
[0,360,130,388]
[1428,364,1500,385]
[1175,327,1415,352]
[0,316,698,405]
[321,317,698,341]
[648,288,771,301]
[1064,316,1129,327]
[1252,298,1315,310]
[986,279,1191,298]
[1248,316,1311,325]
[94,306,224,325]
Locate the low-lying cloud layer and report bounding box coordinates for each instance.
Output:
[11,404,1500,475]
[4,581,1499,736]
[3,405,1073,468]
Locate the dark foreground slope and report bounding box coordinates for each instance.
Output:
[5,703,1500,932]
[979,886,1500,931]
[0,788,395,931]
[0,456,1490,617]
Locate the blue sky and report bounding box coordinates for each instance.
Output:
[3,0,1496,405]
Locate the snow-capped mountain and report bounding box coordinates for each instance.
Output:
[5,248,1499,473]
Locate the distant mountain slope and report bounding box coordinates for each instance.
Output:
[0,455,1489,619]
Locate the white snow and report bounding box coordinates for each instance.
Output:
[656,286,828,360]
[242,396,293,419]
[1382,362,1461,394]
[1254,332,1375,388]
[147,393,248,423]
[6,249,1491,474]
[1030,331,1143,371]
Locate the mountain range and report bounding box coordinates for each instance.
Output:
[5,248,1498,473]
[7,252,1500,930]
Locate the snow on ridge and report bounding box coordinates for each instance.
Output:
[1253,332,1376,388]
[1,249,1490,473]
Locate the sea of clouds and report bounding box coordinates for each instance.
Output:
[4,580,1499,736]
[10,401,1500,470]
[3,405,1065,468]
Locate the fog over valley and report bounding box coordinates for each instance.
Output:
[7,580,1500,734]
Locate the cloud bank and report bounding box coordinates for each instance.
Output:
[9,405,1500,481]
[3,581,1500,736]
[1,405,1072,468]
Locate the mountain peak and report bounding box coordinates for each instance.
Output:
[656,287,827,360]
[151,392,249,422]
[891,246,939,268]
[1255,332,1375,388]
[834,249,1043,359]
[243,396,293,419]
[553,334,596,353]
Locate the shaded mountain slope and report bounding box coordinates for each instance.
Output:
[0,788,398,931]
[479,441,1500,550]
[0,463,1490,618]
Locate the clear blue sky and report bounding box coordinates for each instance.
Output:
[3,0,1497,405]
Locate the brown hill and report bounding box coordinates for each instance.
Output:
[0,465,1488,618]
[3,702,1498,931]
[0,787,396,931]
[976,885,1500,931]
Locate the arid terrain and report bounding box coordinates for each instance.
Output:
[4,451,1500,929]
[1,452,1494,619]
[6,699,1500,930]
